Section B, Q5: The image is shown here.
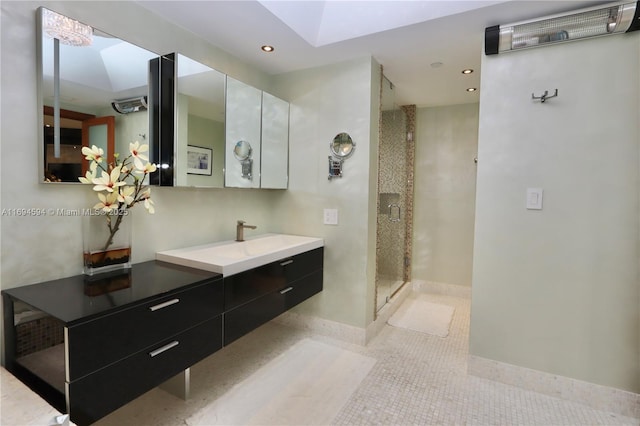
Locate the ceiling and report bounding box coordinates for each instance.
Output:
[136,0,613,108]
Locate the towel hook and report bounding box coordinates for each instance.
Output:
[532,89,558,103]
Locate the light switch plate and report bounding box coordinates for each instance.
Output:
[323,208,338,225]
[526,188,543,210]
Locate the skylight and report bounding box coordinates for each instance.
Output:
[258,0,506,46]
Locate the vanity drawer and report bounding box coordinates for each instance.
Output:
[68,315,223,426]
[283,269,323,310]
[224,247,323,310]
[282,247,323,283]
[67,278,223,381]
[224,269,323,345]
[224,263,286,311]
[224,291,284,345]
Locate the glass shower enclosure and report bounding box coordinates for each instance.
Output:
[375,75,414,313]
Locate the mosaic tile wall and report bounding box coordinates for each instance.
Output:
[15,316,65,358]
[377,108,408,282]
[401,105,416,283]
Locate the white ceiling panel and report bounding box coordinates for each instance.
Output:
[137,0,616,107]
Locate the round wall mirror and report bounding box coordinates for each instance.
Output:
[233,140,252,161]
[330,132,355,158]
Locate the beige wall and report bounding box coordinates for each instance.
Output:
[1,1,380,343]
[413,104,478,287]
[0,1,278,293]
[470,34,640,393]
[271,57,380,328]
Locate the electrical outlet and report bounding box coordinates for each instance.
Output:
[323,209,338,225]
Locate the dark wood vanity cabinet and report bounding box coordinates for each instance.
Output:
[224,247,323,345]
[2,261,223,426]
[2,248,324,425]
[67,316,222,425]
[67,279,223,382]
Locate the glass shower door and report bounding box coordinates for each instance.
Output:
[376,76,410,312]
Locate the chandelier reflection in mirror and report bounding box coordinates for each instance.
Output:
[42,8,93,47]
[328,132,355,180]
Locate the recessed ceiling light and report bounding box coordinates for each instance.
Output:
[462,69,474,74]
[261,45,274,53]
[466,87,477,92]
[430,62,443,68]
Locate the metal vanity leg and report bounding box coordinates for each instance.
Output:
[158,368,190,400]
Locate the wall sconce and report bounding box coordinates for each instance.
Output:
[485,1,639,55]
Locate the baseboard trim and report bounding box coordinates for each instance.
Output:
[468,355,640,419]
[413,280,471,299]
[273,282,413,346]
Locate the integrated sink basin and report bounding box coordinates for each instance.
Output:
[156,233,324,276]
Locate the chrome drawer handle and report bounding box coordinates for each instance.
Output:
[280,260,294,266]
[280,286,294,294]
[149,298,180,312]
[149,341,179,357]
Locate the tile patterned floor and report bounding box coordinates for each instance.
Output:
[333,294,638,425]
[94,293,639,426]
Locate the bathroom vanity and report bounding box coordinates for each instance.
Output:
[2,261,223,425]
[2,237,323,425]
[156,233,325,345]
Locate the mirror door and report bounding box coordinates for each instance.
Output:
[174,54,226,188]
[260,92,289,189]
[38,7,159,184]
[225,77,261,188]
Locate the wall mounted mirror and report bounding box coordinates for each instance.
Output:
[37,8,288,190]
[37,7,159,183]
[330,132,355,158]
[174,54,225,188]
[328,132,355,180]
[233,140,252,161]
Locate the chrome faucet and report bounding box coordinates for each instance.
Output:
[236,220,257,242]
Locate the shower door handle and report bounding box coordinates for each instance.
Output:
[388,204,401,222]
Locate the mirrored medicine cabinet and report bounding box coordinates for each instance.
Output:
[37,7,158,183]
[37,7,289,189]
[225,78,289,189]
[155,53,226,188]
[225,77,262,188]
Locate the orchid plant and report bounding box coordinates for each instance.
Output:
[79,141,157,253]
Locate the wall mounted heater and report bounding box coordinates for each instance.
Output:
[485,1,640,55]
[111,96,148,114]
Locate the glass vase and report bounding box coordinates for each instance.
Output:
[83,210,132,276]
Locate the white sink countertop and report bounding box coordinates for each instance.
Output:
[156,233,324,276]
